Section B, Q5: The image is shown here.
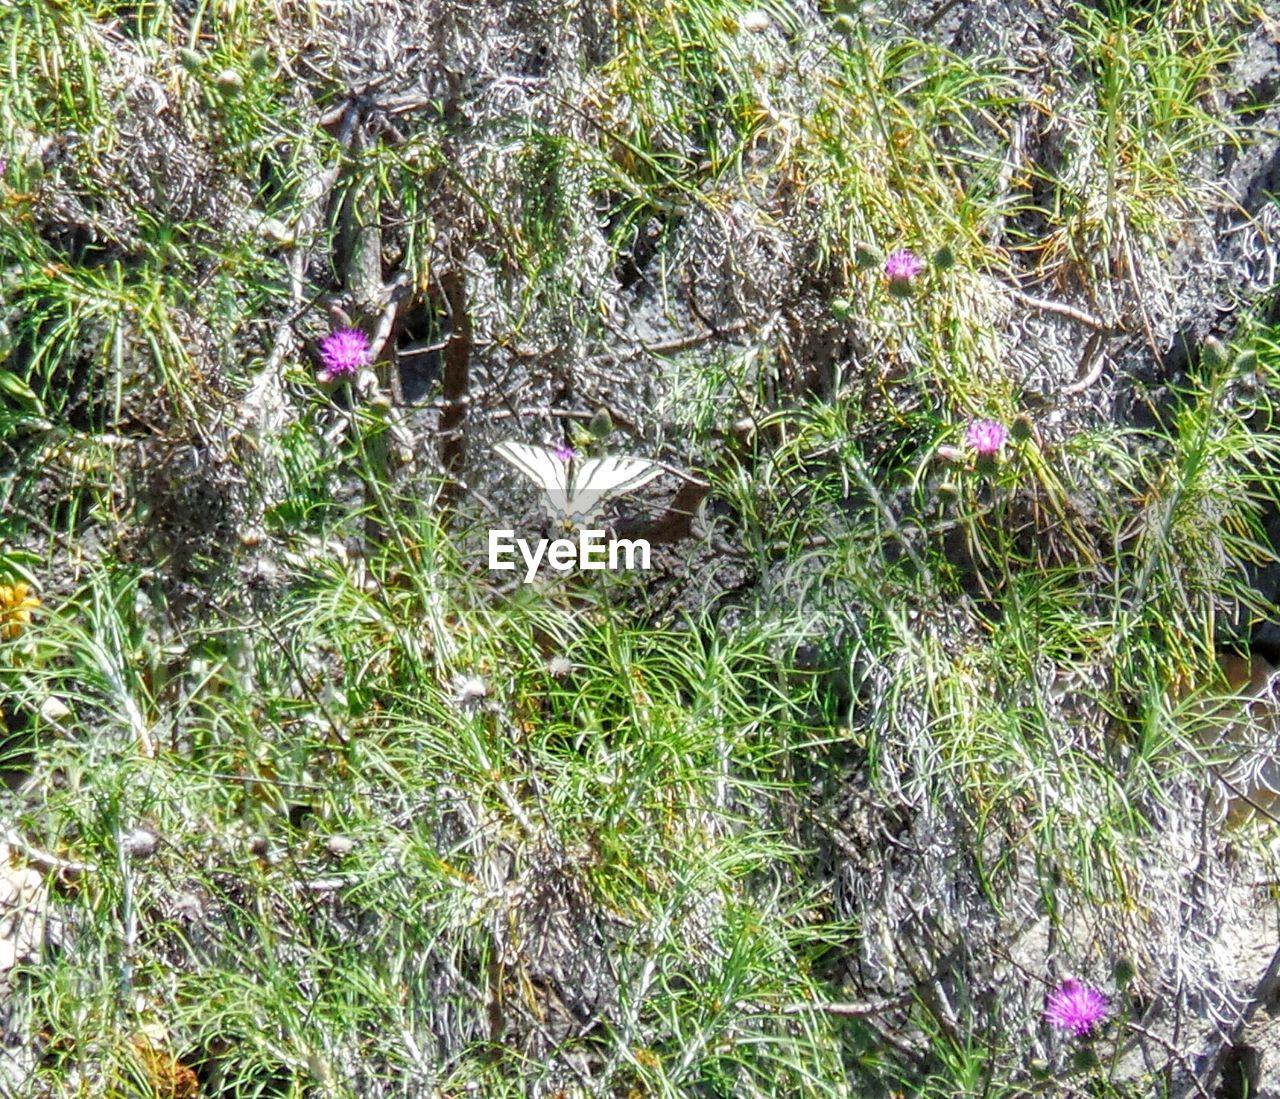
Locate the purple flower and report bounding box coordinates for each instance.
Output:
[964,419,1007,457]
[1045,979,1108,1037]
[551,444,576,462]
[884,249,925,282]
[317,327,369,382]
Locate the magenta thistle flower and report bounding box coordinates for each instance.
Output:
[964,419,1007,457]
[551,444,576,462]
[317,327,369,382]
[884,249,925,282]
[1045,979,1108,1037]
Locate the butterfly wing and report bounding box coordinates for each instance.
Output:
[493,441,572,518]
[566,456,663,523]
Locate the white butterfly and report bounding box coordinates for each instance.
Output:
[493,440,663,529]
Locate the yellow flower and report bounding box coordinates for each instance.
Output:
[0,582,40,638]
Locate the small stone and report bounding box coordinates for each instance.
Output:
[325,835,355,859]
[256,216,294,246]
[39,696,71,723]
[171,891,205,921]
[121,828,159,860]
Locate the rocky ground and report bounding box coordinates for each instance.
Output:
[4,1,1280,1095]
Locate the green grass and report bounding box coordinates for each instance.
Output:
[1,0,1276,1095]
